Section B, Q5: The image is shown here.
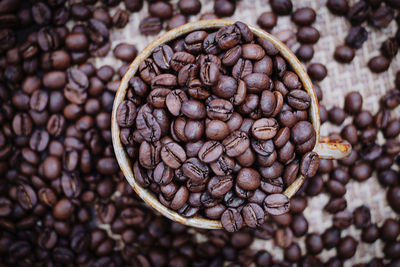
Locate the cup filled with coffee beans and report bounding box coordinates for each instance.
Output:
[111,19,352,232]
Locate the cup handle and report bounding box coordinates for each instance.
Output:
[314,136,352,160]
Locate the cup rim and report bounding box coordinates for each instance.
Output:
[111,19,321,229]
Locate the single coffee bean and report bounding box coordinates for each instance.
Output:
[270,0,293,15]
[307,63,327,81]
[222,130,250,157]
[139,16,162,36]
[296,44,314,62]
[300,152,319,177]
[337,236,358,259]
[370,6,394,28]
[237,168,261,191]
[221,208,243,232]
[334,45,355,63]
[207,175,233,197]
[368,55,390,73]
[264,194,290,216]
[242,203,265,228]
[347,1,370,25]
[251,118,279,140]
[292,7,316,26]
[287,90,311,110]
[328,106,346,125]
[361,223,380,243]
[198,140,223,163]
[297,26,320,44]
[161,142,187,169]
[327,0,349,15]
[257,12,277,30]
[213,75,236,98]
[345,26,368,49]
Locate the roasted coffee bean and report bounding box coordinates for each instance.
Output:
[213,75,236,98]
[370,6,394,28]
[243,73,271,93]
[264,194,289,216]
[296,44,314,62]
[337,236,358,259]
[327,0,349,15]
[361,223,380,243]
[251,118,279,140]
[257,12,277,30]
[222,130,250,157]
[237,168,261,191]
[210,154,235,176]
[206,120,229,140]
[139,16,162,36]
[170,51,196,72]
[221,208,243,232]
[347,1,370,25]
[292,7,316,26]
[216,25,241,50]
[270,0,293,15]
[291,121,316,153]
[297,26,320,44]
[328,106,346,125]
[345,26,368,49]
[368,55,390,73]
[207,175,233,197]
[214,0,235,17]
[275,227,293,249]
[334,45,355,63]
[287,90,311,110]
[381,38,398,59]
[325,197,347,214]
[198,140,224,163]
[300,152,319,177]
[152,45,174,70]
[161,142,186,169]
[307,63,327,81]
[242,203,265,228]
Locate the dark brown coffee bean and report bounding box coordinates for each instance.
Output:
[337,236,358,259]
[291,121,316,153]
[296,44,314,62]
[210,154,235,176]
[223,130,250,157]
[384,119,400,138]
[292,7,316,25]
[139,141,161,169]
[243,73,271,94]
[152,45,174,71]
[207,98,233,121]
[368,55,390,73]
[381,38,398,59]
[300,152,319,177]
[116,100,136,127]
[328,106,346,125]
[297,26,320,44]
[344,91,363,115]
[287,90,311,110]
[178,0,201,15]
[257,12,277,30]
[216,25,241,50]
[370,6,394,28]
[264,194,289,216]
[139,16,162,36]
[206,120,229,140]
[345,26,368,49]
[214,0,236,17]
[347,1,370,25]
[236,168,260,191]
[327,0,349,15]
[270,0,293,15]
[251,118,279,140]
[213,75,236,98]
[161,142,186,169]
[353,205,371,229]
[53,198,74,220]
[334,45,355,63]
[307,63,327,81]
[325,197,347,214]
[242,203,265,228]
[170,51,196,72]
[221,208,243,232]
[207,175,233,197]
[361,224,380,243]
[198,140,223,163]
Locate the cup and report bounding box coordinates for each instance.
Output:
[111,19,352,229]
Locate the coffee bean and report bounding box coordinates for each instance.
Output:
[287,90,311,110]
[306,233,323,254]
[221,208,243,232]
[257,12,277,30]
[361,223,380,243]
[300,152,319,177]
[275,227,293,248]
[368,55,390,73]
[334,45,355,63]
[337,236,358,259]
[242,203,265,228]
[297,26,320,44]
[325,197,347,214]
[264,194,289,216]
[291,121,316,153]
[328,106,346,125]
[370,6,394,28]
[292,7,316,26]
[216,25,241,50]
[213,75,236,98]
[251,118,279,140]
[207,175,233,197]
[139,16,162,36]
[307,63,327,81]
[270,0,293,15]
[327,0,349,15]
[347,1,370,25]
[198,140,223,163]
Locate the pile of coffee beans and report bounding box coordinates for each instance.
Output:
[117,21,323,232]
[0,0,399,265]
[328,0,399,72]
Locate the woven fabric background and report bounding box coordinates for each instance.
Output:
[90,0,400,264]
